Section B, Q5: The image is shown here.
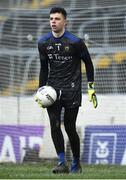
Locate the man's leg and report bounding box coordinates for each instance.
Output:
[64,107,82,173]
[47,104,64,155]
[47,103,69,173]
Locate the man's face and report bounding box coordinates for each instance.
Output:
[50,13,66,33]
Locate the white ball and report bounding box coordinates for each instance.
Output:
[27,34,33,41]
[36,86,57,107]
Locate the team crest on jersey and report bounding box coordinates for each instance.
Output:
[65,46,69,51]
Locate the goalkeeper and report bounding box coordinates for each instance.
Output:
[37,7,98,174]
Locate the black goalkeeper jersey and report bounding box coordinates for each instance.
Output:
[38,30,94,91]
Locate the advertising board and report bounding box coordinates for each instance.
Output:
[83,126,126,165]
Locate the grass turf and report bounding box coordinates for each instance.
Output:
[0,162,126,179]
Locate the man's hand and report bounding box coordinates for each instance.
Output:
[34,95,44,108]
[88,82,98,108]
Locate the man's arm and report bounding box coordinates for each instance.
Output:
[38,42,48,87]
[35,42,48,108]
[79,39,98,108]
[79,40,94,82]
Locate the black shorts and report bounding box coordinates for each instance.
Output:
[53,90,82,109]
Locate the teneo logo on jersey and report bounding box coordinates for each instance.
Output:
[48,53,72,61]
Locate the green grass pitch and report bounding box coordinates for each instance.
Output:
[0,162,126,179]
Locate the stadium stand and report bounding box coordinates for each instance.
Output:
[0,0,126,96]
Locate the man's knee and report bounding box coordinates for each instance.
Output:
[50,120,60,132]
[64,123,76,135]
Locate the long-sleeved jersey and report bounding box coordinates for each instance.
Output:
[38,30,94,91]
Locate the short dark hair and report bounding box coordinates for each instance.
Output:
[50,7,67,19]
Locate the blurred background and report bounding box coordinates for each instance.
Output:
[0,0,126,96]
[0,0,126,164]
